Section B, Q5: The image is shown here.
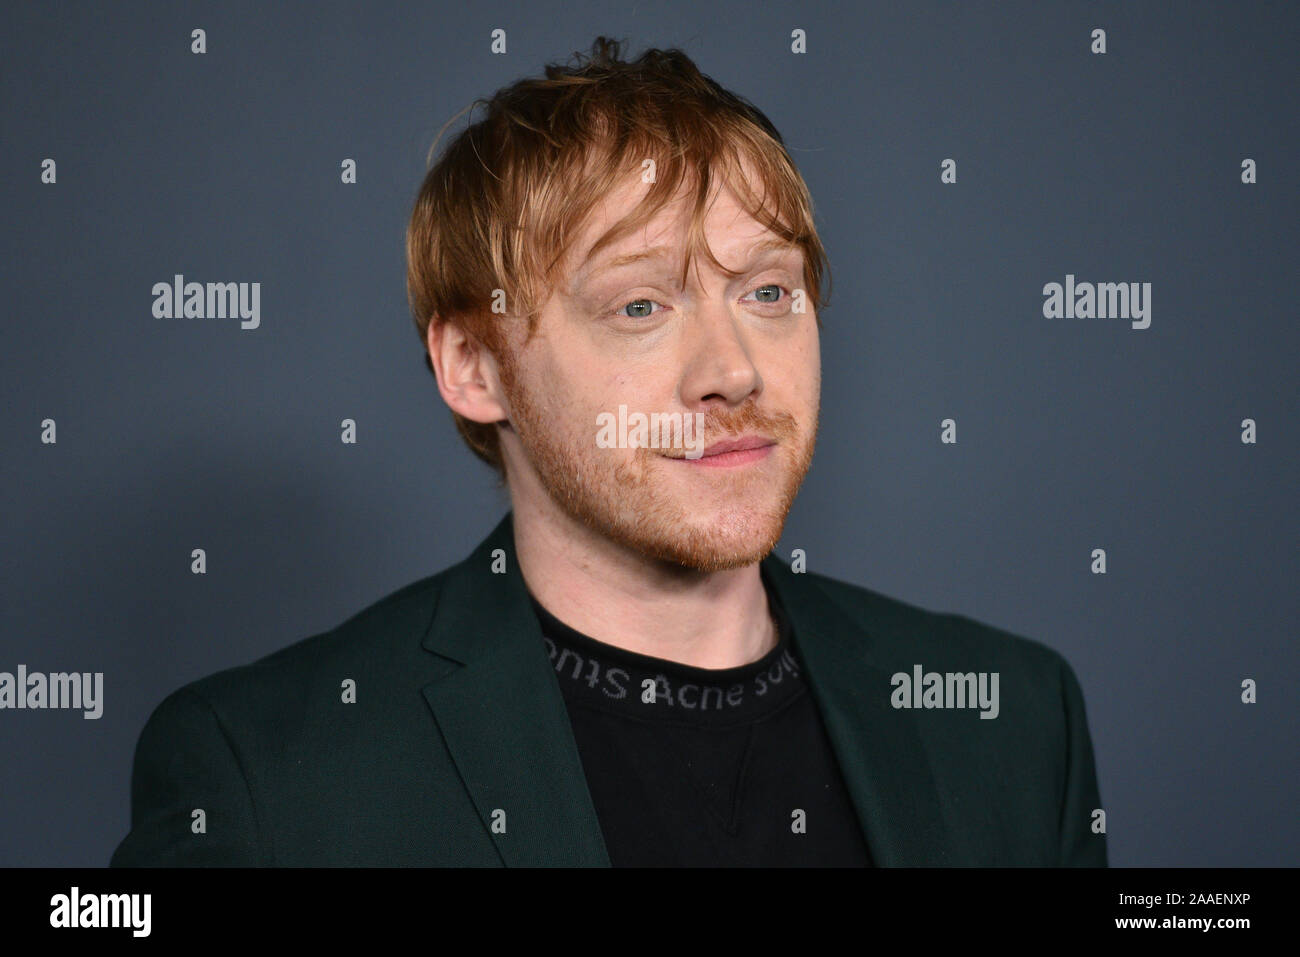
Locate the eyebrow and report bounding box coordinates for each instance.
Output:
[580,237,801,281]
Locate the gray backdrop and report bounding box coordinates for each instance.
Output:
[1,1,1295,866]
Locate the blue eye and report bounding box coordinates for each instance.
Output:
[745,284,785,303]
[616,299,664,319]
[612,285,788,320]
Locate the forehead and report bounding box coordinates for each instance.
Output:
[563,167,795,292]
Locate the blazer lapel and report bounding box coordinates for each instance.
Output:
[761,555,959,866]
[421,512,956,867]
[420,514,611,866]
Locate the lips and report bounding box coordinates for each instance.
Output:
[699,436,776,457]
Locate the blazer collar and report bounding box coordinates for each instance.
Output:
[421,512,955,866]
[761,555,958,865]
[420,513,610,866]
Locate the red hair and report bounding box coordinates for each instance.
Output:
[406,36,830,475]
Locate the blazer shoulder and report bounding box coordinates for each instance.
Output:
[159,566,451,723]
[798,568,1072,677]
[803,569,1105,855]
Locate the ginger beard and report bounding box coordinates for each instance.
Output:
[495,346,819,572]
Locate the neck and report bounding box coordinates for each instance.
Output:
[509,492,778,670]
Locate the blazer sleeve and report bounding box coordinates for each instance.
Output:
[109,686,266,867]
[1056,657,1108,866]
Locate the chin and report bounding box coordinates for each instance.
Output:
[649,505,788,572]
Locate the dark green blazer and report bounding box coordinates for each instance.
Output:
[110,513,1107,867]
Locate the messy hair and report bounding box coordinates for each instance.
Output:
[406,36,831,476]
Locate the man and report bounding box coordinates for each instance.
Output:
[111,38,1106,867]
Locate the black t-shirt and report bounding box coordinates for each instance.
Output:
[528,578,874,867]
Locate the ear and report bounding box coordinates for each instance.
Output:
[425,316,510,426]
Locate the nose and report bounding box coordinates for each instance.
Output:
[677,298,762,408]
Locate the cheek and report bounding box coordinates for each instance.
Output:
[520,342,587,409]
[802,316,821,367]
[802,325,822,395]
[772,328,820,401]
[597,361,671,413]
[526,351,637,445]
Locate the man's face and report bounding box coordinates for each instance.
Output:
[496,163,821,572]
